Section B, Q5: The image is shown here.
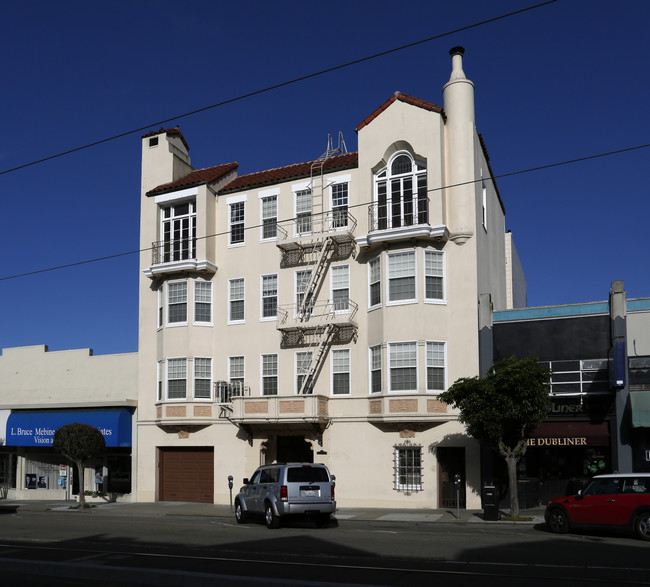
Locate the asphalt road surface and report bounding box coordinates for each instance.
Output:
[1,507,649,586]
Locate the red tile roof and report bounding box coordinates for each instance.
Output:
[355,92,443,132]
[220,152,358,193]
[146,162,238,196]
[141,127,190,152]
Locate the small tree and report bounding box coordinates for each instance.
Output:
[439,356,550,517]
[53,423,105,507]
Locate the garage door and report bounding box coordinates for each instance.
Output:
[159,447,214,503]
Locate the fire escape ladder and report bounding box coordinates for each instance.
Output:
[298,236,334,319]
[299,323,336,395]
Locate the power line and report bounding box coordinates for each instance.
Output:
[1,139,647,282]
[0,0,559,177]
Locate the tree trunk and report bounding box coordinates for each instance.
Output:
[505,453,519,518]
[75,460,86,507]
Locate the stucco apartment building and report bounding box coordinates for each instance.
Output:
[135,47,524,509]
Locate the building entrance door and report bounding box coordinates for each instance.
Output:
[438,447,466,508]
[276,436,313,463]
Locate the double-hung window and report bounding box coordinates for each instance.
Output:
[261,194,278,240]
[388,251,416,303]
[229,201,245,245]
[194,357,212,399]
[167,358,187,399]
[161,201,196,262]
[424,251,444,302]
[389,342,417,392]
[331,265,349,312]
[370,345,382,393]
[331,182,349,228]
[229,278,245,323]
[426,341,446,391]
[394,444,422,492]
[168,282,188,324]
[262,354,278,396]
[296,351,313,394]
[296,270,313,316]
[194,281,212,323]
[229,356,245,397]
[374,153,427,231]
[261,274,278,319]
[368,257,381,308]
[295,189,312,234]
[332,349,350,395]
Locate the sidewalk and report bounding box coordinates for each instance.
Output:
[0,499,546,525]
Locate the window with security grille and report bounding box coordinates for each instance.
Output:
[194,357,212,399]
[168,282,188,323]
[369,257,381,308]
[295,189,312,234]
[331,183,348,228]
[331,265,349,312]
[424,250,444,301]
[426,341,445,391]
[194,281,212,323]
[230,201,245,244]
[262,354,278,396]
[261,195,277,239]
[370,345,382,393]
[388,251,416,303]
[261,274,278,319]
[389,342,417,391]
[394,445,422,491]
[296,351,313,394]
[167,358,187,399]
[332,349,350,395]
[229,278,245,322]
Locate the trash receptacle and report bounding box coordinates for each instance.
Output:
[482,485,500,521]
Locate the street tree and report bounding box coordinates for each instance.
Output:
[53,423,106,507]
[439,356,550,517]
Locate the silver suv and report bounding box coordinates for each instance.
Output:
[234,463,336,528]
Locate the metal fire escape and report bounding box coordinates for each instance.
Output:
[276,133,358,394]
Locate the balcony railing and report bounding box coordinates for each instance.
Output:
[276,210,357,243]
[276,299,358,331]
[215,380,251,404]
[368,198,429,232]
[152,238,196,265]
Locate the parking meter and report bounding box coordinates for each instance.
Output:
[453,474,461,488]
[453,474,462,519]
[228,475,234,512]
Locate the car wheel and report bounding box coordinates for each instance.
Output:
[234,500,247,524]
[547,508,569,534]
[264,502,281,529]
[635,512,650,540]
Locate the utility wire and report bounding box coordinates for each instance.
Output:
[0,0,559,177]
[1,139,647,282]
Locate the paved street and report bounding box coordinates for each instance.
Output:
[1,500,649,586]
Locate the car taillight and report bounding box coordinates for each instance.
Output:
[280,485,288,501]
[331,484,335,501]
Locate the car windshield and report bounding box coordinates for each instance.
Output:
[287,467,329,483]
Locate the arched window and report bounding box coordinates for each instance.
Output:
[374,152,427,230]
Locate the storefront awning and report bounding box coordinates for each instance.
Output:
[6,409,132,448]
[630,391,650,428]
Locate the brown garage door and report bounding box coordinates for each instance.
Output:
[159,447,214,503]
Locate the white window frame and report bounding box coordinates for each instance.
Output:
[261,354,278,396]
[331,264,350,313]
[167,281,188,326]
[329,174,351,229]
[295,351,313,395]
[331,348,351,396]
[228,278,245,324]
[394,444,423,492]
[157,360,163,401]
[194,357,212,400]
[387,250,417,305]
[228,356,245,397]
[426,341,447,392]
[368,256,381,310]
[295,269,313,317]
[166,357,187,400]
[424,250,446,303]
[157,287,163,329]
[260,274,278,321]
[259,188,279,241]
[369,345,383,394]
[227,194,247,247]
[388,341,418,393]
[159,197,197,263]
[293,181,312,236]
[481,170,488,232]
[194,280,213,325]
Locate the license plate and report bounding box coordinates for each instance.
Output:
[302,489,318,497]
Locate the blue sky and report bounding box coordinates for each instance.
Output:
[1,0,649,356]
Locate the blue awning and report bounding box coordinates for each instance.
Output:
[6,409,132,448]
